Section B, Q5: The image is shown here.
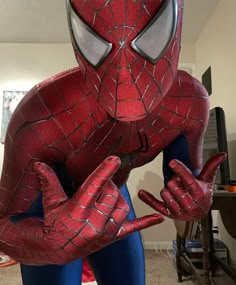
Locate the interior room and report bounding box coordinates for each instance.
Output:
[0,0,235,284]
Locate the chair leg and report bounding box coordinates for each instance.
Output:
[201,217,212,284]
[176,234,184,282]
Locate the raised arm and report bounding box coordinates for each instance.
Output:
[139,71,226,221]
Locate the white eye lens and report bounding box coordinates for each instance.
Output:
[68,4,112,68]
[131,0,178,64]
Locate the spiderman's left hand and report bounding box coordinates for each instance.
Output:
[138,153,226,222]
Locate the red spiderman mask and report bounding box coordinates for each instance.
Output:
[67,0,183,121]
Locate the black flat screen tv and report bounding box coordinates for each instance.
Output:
[203,107,230,187]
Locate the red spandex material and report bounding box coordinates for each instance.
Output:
[0,0,225,266]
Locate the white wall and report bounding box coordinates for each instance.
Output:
[0,42,195,249]
[0,43,77,172]
[195,0,236,269]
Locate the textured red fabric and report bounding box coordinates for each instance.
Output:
[139,153,226,221]
[0,0,224,266]
[82,259,95,283]
[0,153,163,265]
[71,0,183,121]
[0,68,219,265]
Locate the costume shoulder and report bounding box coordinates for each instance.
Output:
[163,70,210,133]
[6,67,94,142]
[160,70,210,172]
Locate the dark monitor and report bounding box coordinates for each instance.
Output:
[202,66,212,96]
[203,107,230,186]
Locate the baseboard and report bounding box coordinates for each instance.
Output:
[143,241,172,250]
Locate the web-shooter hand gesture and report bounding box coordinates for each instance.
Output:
[138,153,226,222]
[33,156,164,264]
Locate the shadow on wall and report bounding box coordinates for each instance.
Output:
[131,169,164,216]
[129,167,177,244]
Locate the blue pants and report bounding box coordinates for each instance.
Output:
[20,185,145,285]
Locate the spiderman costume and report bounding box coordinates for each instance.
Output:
[0,0,225,284]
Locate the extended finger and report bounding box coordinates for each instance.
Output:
[75,156,121,206]
[138,190,169,216]
[117,213,164,239]
[198,153,226,183]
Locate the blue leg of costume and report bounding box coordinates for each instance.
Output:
[21,259,83,285]
[20,184,145,285]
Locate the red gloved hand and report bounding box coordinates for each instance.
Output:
[34,156,164,262]
[138,153,226,222]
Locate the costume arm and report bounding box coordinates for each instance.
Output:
[139,72,226,221]
[0,156,163,266]
[0,71,164,266]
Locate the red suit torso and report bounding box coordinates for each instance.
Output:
[0,68,208,216]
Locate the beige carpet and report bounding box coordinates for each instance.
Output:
[145,250,193,285]
[0,250,193,285]
[1,250,234,284]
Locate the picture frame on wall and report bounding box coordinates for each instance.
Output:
[1,91,27,143]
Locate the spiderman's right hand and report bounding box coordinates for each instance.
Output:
[34,156,163,261]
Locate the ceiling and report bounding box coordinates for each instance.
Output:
[0,0,220,44]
